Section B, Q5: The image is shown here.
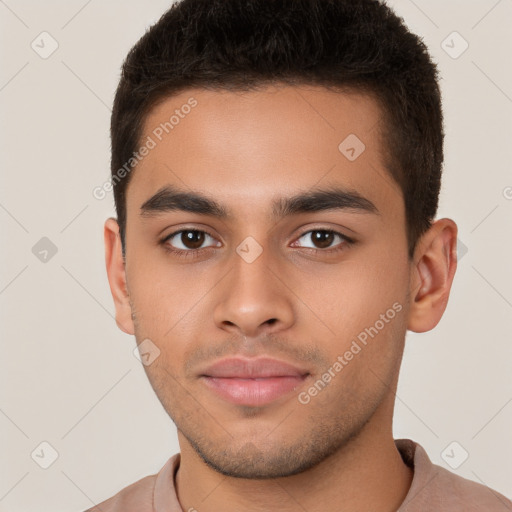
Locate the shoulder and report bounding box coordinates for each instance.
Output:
[84,473,157,512]
[81,453,181,512]
[397,439,512,511]
[82,453,181,512]
[432,467,512,510]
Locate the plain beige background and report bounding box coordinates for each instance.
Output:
[1,1,511,510]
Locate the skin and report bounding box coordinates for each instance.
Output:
[104,85,457,511]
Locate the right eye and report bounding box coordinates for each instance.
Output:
[161,229,221,255]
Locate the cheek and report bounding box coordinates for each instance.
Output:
[296,254,408,336]
[127,253,207,331]
[292,254,409,392]
[127,260,219,381]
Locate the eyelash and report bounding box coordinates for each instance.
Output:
[160,228,355,260]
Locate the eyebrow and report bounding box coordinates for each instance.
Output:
[139,184,379,220]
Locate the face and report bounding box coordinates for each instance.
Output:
[118,85,415,478]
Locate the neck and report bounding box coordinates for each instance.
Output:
[174,406,413,512]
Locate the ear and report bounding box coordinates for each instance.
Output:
[104,217,135,335]
[407,218,458,333]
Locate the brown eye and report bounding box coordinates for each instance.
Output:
[293,229,350,251]
[180,230,206,249]
[164,229,219,251]
[310,230,335,249]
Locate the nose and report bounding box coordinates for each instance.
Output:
[213,246,295,338]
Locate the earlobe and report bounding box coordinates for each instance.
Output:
[104,217,135,335]
[407,218,458,333]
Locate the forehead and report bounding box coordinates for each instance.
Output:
[126,85,401,219]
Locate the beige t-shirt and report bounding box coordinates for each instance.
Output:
[85,439,512,511]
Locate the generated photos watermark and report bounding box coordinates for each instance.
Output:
[298,301,403,405]
[93,97,198,200]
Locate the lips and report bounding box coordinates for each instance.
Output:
[199,357,310,406]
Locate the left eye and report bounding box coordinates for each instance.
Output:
[292,230,349,250]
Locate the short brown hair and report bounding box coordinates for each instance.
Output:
[111,0,443,259]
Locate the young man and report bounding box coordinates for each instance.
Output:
[95,0,511,510]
